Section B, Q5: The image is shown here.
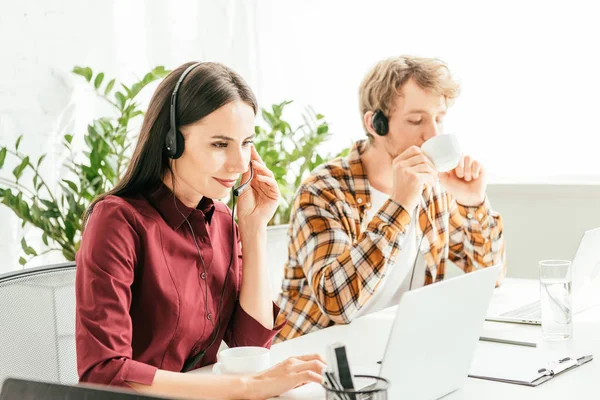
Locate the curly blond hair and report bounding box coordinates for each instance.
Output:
[359,55,460,137]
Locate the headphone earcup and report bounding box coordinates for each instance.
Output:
[172,130,185,159]
[372,110,389,136]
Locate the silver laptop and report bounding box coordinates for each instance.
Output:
[359,264,501,400]
[486,227,600,325]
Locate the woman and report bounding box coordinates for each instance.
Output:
[75,62,324,399]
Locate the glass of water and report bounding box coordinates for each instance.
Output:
[539,260,573,340]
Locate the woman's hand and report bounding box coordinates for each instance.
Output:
[235,145,280,229]
[242,354,326,399]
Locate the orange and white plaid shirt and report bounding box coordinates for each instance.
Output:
[274,140,506,342]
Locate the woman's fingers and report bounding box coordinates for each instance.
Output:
[290,354,326,363]
[255,175,279,190]
[290,370,323,388]
[254,175,280,199]
[251,144,266,165]
[288,359,327,375]
[252,160,275,178]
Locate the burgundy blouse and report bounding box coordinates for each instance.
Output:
[75,182,283,386]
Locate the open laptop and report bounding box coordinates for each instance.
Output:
[0,378,167,400]
[357,264,502,400]
[486,227,600,325]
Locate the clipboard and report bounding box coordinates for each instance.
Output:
[469,354,593,386]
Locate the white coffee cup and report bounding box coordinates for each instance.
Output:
[420,134,462,173]
[212,346,270,375]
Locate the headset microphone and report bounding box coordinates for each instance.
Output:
[232,162,254,197]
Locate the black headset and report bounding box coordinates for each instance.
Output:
[165,63,197,159]
[371,109,389,136]
[165,62,254,371]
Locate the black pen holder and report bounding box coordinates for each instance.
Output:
[322,374,389,400]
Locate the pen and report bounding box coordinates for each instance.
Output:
[479,336,537,347]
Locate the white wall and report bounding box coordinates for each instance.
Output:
[486,184,600,279]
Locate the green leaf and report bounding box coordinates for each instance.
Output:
[336,147,351,158]
[42,233,49,246]
[1,187,12,199]
[127,66,170,99]
[62,248,75,261]
[115,92,126,109]
[130,110,143,119]
[21,238,37,256]
[73,66,93,82]
[0,147,6,169]
[120,84,132,98]
[19,257,27,266]
[65,220,75,242]
[151,66,169,77]
[40,199,57,209]
[104,78,116,95]
[31,203,42,220]
[15,135,23,151]
[18,199,30,221]
[62,179,78,193]
[261,110,276,127]
[12,156,29,181]
[94,72,104,89]
[37,154,46,168]
[317,124,329,135]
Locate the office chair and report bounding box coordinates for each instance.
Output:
[0,263,77,386]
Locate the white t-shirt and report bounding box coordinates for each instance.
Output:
[354,184,427,318]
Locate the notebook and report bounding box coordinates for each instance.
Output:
[468,341,593,386]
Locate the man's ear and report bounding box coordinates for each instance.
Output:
[363,110,378,137]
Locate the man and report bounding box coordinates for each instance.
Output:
[275,55,506,342]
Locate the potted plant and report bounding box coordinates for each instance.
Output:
[0,67,349,268]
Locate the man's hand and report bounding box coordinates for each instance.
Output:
[391,146,438,211]
[438,155,486,206]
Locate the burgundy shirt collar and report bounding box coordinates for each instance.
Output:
[146,181,216,229]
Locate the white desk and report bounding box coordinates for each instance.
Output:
[192,278,599,399]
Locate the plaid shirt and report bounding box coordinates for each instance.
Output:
[274,140,506,342]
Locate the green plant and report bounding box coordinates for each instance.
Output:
[250,101,350,225]
[0,66,169,264]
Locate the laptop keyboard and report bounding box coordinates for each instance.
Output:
[501,301,542,319]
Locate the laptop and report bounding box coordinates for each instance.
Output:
[358,264,502,400]
[486,227,600,325]
[0,378,168,400]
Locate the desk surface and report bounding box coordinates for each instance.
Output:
[192,278,599,399]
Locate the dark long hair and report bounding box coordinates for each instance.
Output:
[82,61,258,228]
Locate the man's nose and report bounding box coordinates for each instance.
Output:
[423,120,441,141]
